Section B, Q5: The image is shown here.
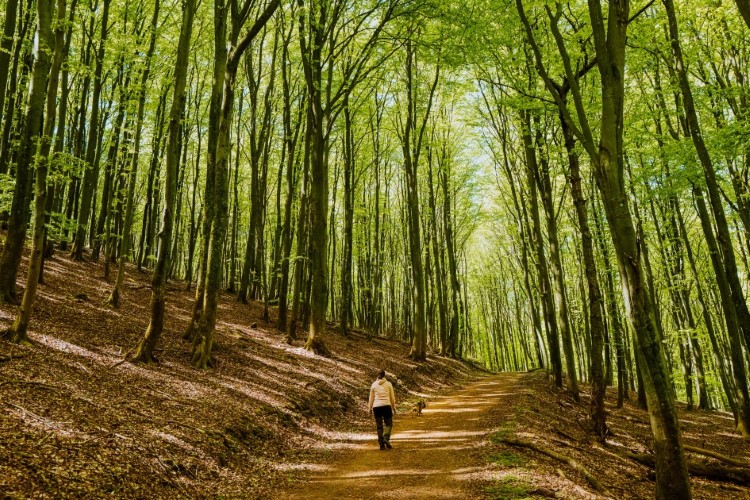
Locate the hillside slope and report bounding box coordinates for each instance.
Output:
[0,254,477,498]
[2,254,749,499]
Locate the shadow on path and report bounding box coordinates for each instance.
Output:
[279,372,525,499]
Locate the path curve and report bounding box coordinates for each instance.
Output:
[280,372,524,499]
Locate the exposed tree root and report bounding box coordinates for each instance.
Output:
[191,341,214,369]
[306,337,331,357]
[497,436,610,495]
[106,288,120,308]
[2,326,32,346]
[623,450,750,485]
[131,342,159,364]
[684,445,750,469]
[107,347,135,369]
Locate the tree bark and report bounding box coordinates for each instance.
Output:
[108,0,160,307]
[534,126,579,399]
[70,0,111,260]
[191,0,280,368]
[0,0,19,133]
[520,111,562,387]
[562,116,607,439]
[132,0,196,363]
[3,0,59,343]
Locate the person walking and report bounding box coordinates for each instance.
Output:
[368,369,396,450]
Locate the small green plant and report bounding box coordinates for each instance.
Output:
[489,425,515,443]
[485,477,531,500]
[488,450,525,467]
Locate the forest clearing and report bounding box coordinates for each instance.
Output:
[2,0,750,498]
[1,255,749,498]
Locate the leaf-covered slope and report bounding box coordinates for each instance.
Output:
[0,253,476,498]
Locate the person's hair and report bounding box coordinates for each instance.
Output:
[378,369,386,379]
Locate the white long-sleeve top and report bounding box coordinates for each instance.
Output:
[368,377,396,411]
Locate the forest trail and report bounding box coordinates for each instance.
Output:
[281,372,524,499]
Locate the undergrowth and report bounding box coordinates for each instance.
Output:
[485,476,531,499]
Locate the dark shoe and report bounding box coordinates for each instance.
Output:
[385,441,392,449]
[380,443,386,450]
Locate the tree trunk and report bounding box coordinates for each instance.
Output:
[0,2,38,303]
[562,116,607,439]
[534,126,579,399]
[692,185,750,436]
[521,111,562,387]
[0,0,19,134]
[70,0,111,260]
[191,0,280,367]
[0,1,31,177]
[340,96,354,337]
[108,0,160,307]
[734,0,750,30]
[3,0,58,343]
[132,0,196,363]
[400,40,437,362]
[439,140,462,359]
[93,65,128,262]
[587,2,690,495]
[276,23,302,333]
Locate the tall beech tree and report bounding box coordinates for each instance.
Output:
[397,37,439,361]
[70,0,112,260]
[515,0,691,495]
[2,0,61,342]
[190,0,281,368]
[662,0,750,438]
[0,0,50,304]
[296,0,401,352]
[132,0,197,363]
[107,0,161,307]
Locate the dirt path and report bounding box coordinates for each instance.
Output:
[280,372,524,499]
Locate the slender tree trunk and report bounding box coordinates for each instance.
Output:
[340,96,355,337]
[521,111,562,386]
[692,185,750,436]
[70,0,111,260]
[678,201,737,416]
[183,0,226,341]
[426,145,448,354]
[132,0,196,363]
[3,0,59,342]
[0,0,19,133]
[534,127,579,398]
[439,142,462,359]
[191,0,280,367]
[93,65,128,262]
[108,0,160,307]
[0,2,41,303]
[0,1,31,177]
[276,44,300,332]
[137,87,168,269]
[562,117,607,438]
[400,40,437,362]
[227,90,243,293]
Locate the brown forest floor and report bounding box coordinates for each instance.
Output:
[0,250,748,499]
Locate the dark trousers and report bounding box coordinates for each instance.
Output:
[373,405,393,445]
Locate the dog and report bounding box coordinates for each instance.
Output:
[411,400,426,416]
